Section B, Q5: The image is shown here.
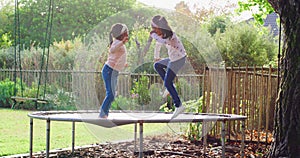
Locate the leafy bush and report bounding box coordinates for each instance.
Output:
[0,33,12,49]
[0,78,15,107]
[11,81,51,110]
[51,38,81,70]
[184,98,203,113]
[184,97,204,141]
[159,94,205,141]
[159,97,173,112]
[127,27,155,72]
[132,62,156,74]
[148,83,163,110]
[177,78,200,101]
[45,89,76,110]
[111,95,138,111]
[0,48,14,68]
[0,78,77,110]
[0,78,46,109]
[131,74,151,105]
[214,21,277,66]
[206,16,229,36]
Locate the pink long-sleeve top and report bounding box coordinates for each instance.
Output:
[106,39,127,72]
[151,32,186,62]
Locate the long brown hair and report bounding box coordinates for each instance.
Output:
[109,23,128,46]
[151,15,173,39]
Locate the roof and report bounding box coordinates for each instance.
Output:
[263,12,279,36]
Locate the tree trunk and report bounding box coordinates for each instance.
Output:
[268,0,300,157]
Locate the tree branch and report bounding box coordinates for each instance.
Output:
[268,0,280,13]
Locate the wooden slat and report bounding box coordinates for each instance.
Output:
[11,96,48,104]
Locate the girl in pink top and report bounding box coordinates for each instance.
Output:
[99,23,129,118]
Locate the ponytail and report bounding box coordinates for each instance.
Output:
[109,23,128,47]
[109,31,113,47]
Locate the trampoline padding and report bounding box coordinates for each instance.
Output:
[28,111,247,128]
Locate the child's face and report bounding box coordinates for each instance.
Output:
[152,27,163,36]
[122,32,128,38]
[120,32,129,42]
[118,32,128,40]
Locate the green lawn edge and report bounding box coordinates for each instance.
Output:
[0,108,183,156]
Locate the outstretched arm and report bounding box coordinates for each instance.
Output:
[150,32,167,43]
[149,31,164,61]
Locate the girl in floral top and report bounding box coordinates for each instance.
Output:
[150,15,186,119]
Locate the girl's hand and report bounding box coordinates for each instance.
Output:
[150,30,156,35]
[151,27,162,36]
[154,58,161,62]
[122,36,129,44]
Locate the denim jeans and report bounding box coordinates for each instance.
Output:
[154,56,186,107]
[99,64,119,117]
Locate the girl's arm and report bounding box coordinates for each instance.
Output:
[150,32,167,43]
[109,37,128,53]
[109,40,124,53]
[154,41,162,60]
[151,32,165,61]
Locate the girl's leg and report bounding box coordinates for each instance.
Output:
[153,58,170,80]
[164,69,179,106]
[99,64,118,117]
[109,69,119,109]
[165,57,186,108]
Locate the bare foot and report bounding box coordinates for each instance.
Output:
[99,115,108,119]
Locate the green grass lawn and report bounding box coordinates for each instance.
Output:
[0,108,179,156]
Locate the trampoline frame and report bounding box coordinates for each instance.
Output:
[28,111,247,158]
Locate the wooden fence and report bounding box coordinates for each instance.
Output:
[0,66,279,143]
[203,66,279,143]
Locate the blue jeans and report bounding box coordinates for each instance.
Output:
[154,56,186,107]
[99,64,119,117]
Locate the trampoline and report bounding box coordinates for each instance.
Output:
[28,111,247,158]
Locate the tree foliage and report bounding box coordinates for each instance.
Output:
[0,2,14,48]
[0,0,280,70]
[238,0,300,157]
[0,48,15,68]
[237,0,274,24]
[206,16,229,36]
[214,21,277,66]
[1,0,136,48]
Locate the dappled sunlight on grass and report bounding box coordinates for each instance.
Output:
[0,108,172,156]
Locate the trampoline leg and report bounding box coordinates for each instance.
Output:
[134,123,137,153]
[139,122,143,158]
[241,120,245,157]
[29,118,33,158]
[203,121,207,155]
[46,118,50,158]
[72,121,75,155]
[221,121,225,158]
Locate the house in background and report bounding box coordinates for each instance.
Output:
[245,12,279,36]
[263,12,279,36]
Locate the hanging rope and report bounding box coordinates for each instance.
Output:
[43,0,54,98]
[277,12,282,90]
[35,0,54,108]
[14,0,23,97]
